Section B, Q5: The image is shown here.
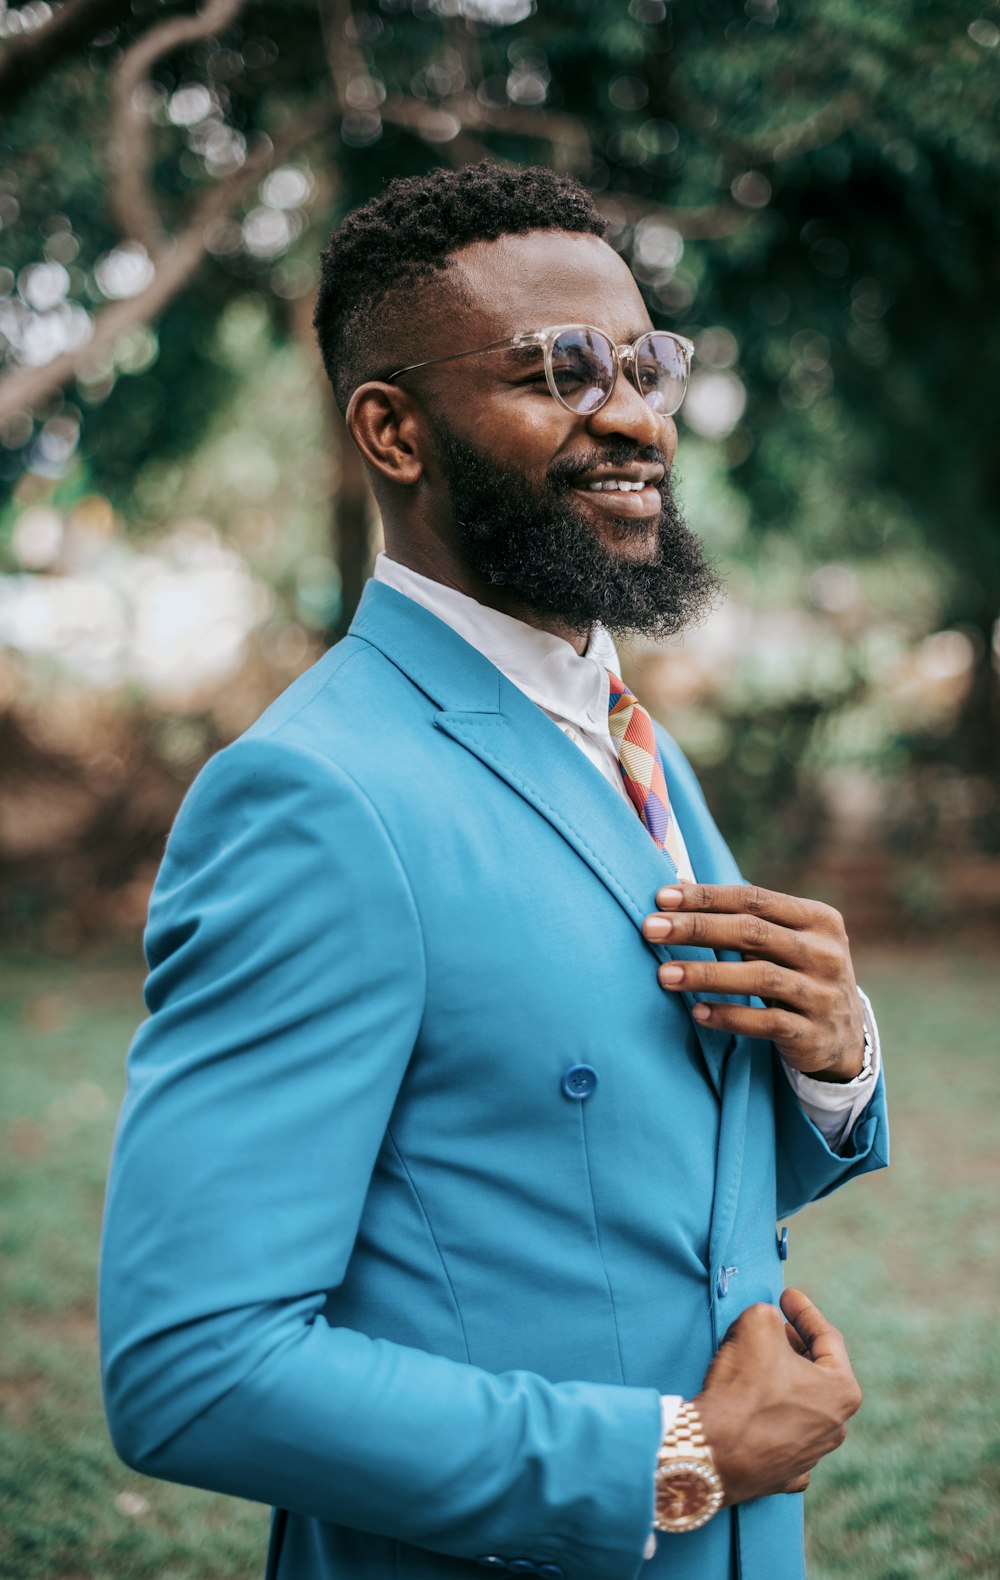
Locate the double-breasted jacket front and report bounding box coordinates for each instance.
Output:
[100,580,889,1580]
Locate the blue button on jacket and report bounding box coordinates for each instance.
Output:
[99,581,889,1580]
[561,1063,599,1100]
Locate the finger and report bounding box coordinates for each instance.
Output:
[655,884,827,930]
[784,1322,809,1357]
[642,907,806,964]
[780,1288,851,1370]
[718,1305,769,1346]
[656,958,819,1012]
[781,1474,811,1495]
[686,1000,814,1053]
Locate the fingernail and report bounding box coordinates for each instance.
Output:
[659,964,684,983]
[643,917,673,940]
[657,888,683,907]
[692,1003,711,1022]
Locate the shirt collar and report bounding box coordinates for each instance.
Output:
[373,552,621,734]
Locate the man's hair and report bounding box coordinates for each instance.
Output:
[313,161,607,412]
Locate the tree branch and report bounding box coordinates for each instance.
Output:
[318,0,587,173]
[108,0,246,259]
[0,0,135,119]
[593,190,755,242]
[0,101,337,423]
[318,0,364,113]
[374,90,590,175]
[746,88,864,162]
[670,68,865,165]
[376,94,499,168]
[453,93,592,174]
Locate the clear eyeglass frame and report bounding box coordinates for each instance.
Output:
[385,322,695,417]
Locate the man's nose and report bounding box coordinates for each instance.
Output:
[585,366,677,456]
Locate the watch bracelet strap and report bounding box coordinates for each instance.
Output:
[657,1400,714,1463]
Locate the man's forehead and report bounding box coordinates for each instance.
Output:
[442,229,652,343]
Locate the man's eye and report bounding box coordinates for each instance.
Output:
[550,365,590,392]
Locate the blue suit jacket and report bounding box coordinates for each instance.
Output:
[100,580,889,1580]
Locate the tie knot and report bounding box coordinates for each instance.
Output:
[606,670,633,709]
[607,670,642,750]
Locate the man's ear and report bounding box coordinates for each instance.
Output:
[345,383,424,487]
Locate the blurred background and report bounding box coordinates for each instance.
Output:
[1,1,997,1576]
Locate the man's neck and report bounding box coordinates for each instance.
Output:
[381,542,591,656]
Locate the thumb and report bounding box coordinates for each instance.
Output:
[780,1287,850,1369]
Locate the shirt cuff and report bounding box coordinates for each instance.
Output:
[644,1395,682,1559]
[781,986,881,1154]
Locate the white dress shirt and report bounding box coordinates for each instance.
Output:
[373,551,881,1557]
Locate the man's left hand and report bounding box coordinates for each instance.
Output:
[641,883,866,1081]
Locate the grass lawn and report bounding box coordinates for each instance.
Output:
[1,946,997,1579]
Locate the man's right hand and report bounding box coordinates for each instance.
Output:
[693,1287,863,1504]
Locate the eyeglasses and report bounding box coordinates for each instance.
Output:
[386,323,694,418]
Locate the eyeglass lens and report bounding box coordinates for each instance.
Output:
[547,328,688,416]
[548,328,616,414]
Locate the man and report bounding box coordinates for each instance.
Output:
[100,164,888,1580]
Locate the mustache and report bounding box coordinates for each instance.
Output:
[546,443,672,492]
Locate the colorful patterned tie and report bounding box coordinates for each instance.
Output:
[607,671,691,878]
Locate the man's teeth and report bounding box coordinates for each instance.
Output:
[584,479,647,492]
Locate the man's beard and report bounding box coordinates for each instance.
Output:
[434,426,722,642]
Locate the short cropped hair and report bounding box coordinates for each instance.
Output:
[313,161,607,411]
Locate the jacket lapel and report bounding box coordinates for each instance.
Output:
[350,580,734,1095]
[654,728,757,1268]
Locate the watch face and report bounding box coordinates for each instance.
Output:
[655,1461,723,1533]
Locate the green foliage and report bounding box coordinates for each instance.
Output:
[1,0,997,889]
[4,0,999,550]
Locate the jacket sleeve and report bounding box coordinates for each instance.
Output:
[99,735,662,1580]
[772,1050,889,1220]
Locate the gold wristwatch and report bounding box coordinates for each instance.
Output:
[653,1401,725,1534]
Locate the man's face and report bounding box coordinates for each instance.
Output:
[409,230,720,640]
